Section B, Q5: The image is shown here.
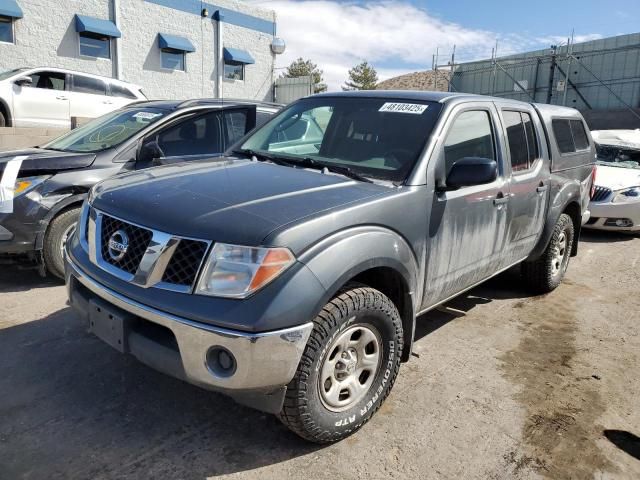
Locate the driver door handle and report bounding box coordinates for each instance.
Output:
[536,184,548,193]
[493,193,509,206]
[56,96,68,100]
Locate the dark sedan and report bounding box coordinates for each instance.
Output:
[0,99,281,277]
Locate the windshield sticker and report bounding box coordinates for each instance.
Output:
[133,112,162,120]
[379,103,428,114]
[0,156,28,214]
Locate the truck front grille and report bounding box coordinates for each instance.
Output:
[591,185,612,202]
[162,239,209,286]
[100,215,153,275]
[88,208,211,292]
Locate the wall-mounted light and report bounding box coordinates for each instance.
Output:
[201,8,208,17]
[271,37,286,55]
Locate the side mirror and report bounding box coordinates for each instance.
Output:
[443,157,497,190]
[14,76,33,87]
[138,140,164,164]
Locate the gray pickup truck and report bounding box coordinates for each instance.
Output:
[65,91,595,443]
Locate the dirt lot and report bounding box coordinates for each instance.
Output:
[1,230,639,480]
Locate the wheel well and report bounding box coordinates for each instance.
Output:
[563,201,581,256]
[350,267,414,362]
[0,100,11,126]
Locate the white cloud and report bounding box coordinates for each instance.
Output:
[249,1,603,90]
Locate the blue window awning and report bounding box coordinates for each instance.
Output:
[74,14,121,38]
[223,47,255,65]
[0,0,23,18]
[158,33,195,53]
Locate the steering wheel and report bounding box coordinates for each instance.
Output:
[383,148,414,168]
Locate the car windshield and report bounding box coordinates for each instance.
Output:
[240,96,443,182]
[44,107,169,153]
[0,68,29,81]
[596,144,640,169]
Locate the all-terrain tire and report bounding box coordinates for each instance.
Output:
[279,284,403,443]
[43,207,81,279]
[521,213,574,294]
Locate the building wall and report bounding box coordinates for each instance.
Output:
[450,33,640,114]
[0,0,276,101]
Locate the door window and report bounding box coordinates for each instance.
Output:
[29,71,66,91]
[570,120,589,150]
[109,84,137,99]
[443,110,495,175]
[154,111,223,157]
[503,110,539,172]
[224,110,248,145]
[72,75,107,95]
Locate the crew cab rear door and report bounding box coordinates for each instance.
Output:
[495,103,549,263]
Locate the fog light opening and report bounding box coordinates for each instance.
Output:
[206,346,237,378]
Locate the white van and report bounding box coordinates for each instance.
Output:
[0,67,147,128]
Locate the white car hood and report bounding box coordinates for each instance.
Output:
[596,164,640,190]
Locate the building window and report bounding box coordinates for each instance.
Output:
[161,49,185,71]
[224,62,244,81]
[0,16,13,44]
[79,32,111,59]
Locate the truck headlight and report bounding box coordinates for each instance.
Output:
[14,175,50,197]
[612,187,640,203]
[196,243,295,298]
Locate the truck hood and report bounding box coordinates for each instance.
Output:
[595,164,640,190]
[0,148,97,176]
[91,157,390,246]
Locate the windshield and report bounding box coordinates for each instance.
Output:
[0,68,29,81]
[596,144,640,169]
[240,96,443,182]
[44,107,168,153]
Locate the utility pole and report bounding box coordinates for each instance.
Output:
[562,30,574,106]
[546,44,557,104]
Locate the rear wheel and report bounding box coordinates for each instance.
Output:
[43,207,81,279]
[521,213,574,293]
[279,284,403,443]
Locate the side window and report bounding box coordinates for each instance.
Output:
[29,71,66,91]
[443,110,495,175]
[570,120,589,150]
[256,111,272,127]
[503,111,528,172]
[110,84,137,99]
[155,112,222,157]
[224,110,248,145]
[72,75,106,95]
[552,119,575,154]
[503,110,539,172]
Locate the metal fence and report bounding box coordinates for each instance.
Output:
[274,76,313,104]
[450,33,640,121]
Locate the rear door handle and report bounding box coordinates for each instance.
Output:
[536,185,548,193]
[56,96,68,100]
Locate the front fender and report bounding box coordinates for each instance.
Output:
[299,226,419,299]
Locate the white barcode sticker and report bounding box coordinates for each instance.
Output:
[133,112,162,120]
[379,103,428,114]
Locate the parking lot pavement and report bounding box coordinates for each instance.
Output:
[1,231,639,480]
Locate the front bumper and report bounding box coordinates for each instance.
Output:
[65,252,313,413]
[586,200,640,232]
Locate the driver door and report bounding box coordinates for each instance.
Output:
[422,104,510,309]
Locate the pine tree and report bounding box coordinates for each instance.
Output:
[281,58,327,93]
[342,61,379,91]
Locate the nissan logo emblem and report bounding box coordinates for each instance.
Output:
[107,230,129,262]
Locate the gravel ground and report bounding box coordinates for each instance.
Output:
[0,230,639,480]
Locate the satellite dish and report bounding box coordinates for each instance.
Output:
[271,37,286,55]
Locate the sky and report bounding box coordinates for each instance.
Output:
[249,0,640,90]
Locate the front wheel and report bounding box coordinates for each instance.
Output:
[43,207,81,279]
[279,284,403,443]
[521,213,575,293]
